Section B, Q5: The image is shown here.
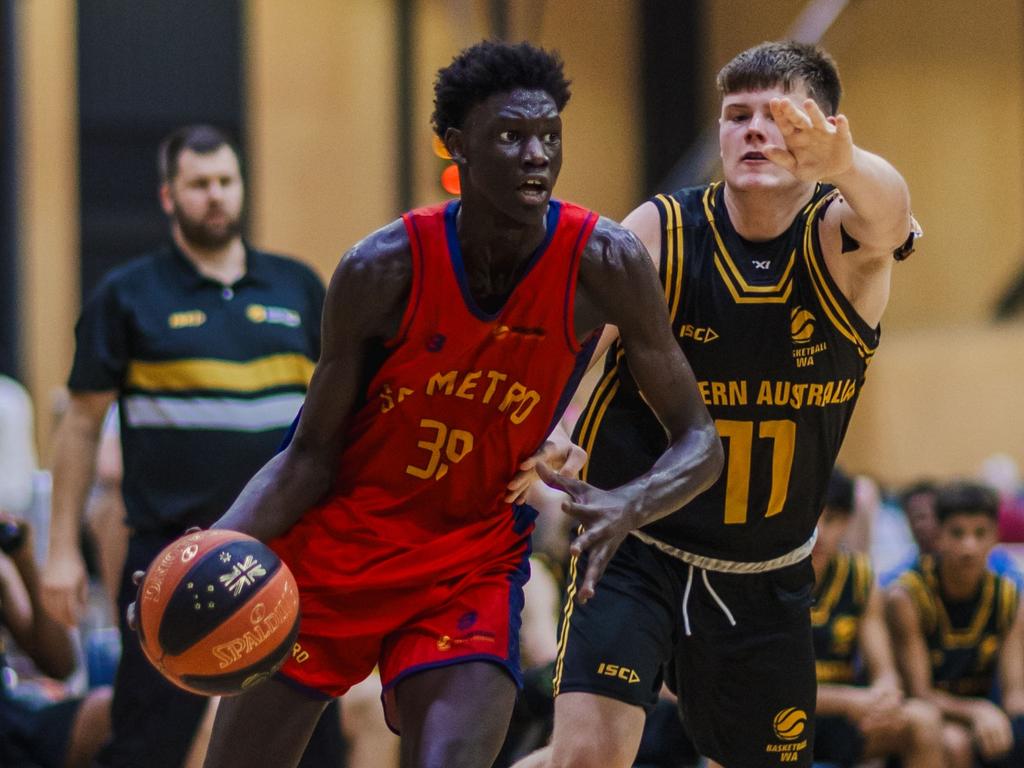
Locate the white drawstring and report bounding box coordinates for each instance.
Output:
[702,569,737,627]
[682,564,694,636]
[681,565,738,635]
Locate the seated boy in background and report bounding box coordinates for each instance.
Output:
[811,468,943,767]
[888,481,1024,767]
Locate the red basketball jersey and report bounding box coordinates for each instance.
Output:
[272,199,598,590]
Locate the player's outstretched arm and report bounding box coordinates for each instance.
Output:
[541,218,723,603]
[213,221,413,542]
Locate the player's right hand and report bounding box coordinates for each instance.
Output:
[535,462,637,604]
[970,699,1013,760]
[40,552,88,628]
[505,429,587,503]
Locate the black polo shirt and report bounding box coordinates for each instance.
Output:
[68,242,324,532]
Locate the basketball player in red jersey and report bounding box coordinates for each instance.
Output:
[192,41,723,768]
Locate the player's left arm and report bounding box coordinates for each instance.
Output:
[764,97,914,327]
[538,218,723,602]
[998,599,1024,716]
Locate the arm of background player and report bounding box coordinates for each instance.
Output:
[213,221,412,542]
[538,218,723,603]
[42,389,117,627]
[999,601,1024,716]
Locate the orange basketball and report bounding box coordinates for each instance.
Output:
[137,529,300,696]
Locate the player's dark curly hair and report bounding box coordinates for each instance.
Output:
[432,40,571,139]
[934,480,1000,523]
[717,41,842,116]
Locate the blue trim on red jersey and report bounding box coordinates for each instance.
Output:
[444,199,562,321]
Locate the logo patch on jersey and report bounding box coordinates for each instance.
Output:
[753,259,771,270]
[493,324,546,340]
[772,707,807,740]
[436,631,495,651]
[246,304,301,328]
[679,324,719,344]
[596,663,640,684]
[168,310,207,329]
[426,333,447,352]
[765,707,809,762]
[790,307,815,344]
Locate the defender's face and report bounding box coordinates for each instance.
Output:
[162,145,244,249]
[719,83,810,192]
[937,512,997,579]
[447,88,562,221]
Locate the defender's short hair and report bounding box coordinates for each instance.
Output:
[824,466,855,516]
[158,124,239,183]
[432,40,571,138]
[716,41,842,116]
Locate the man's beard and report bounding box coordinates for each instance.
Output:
[174,205,242,250]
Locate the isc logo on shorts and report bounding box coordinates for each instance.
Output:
[596,662,640,684]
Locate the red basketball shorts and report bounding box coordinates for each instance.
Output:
[270,511,533,731]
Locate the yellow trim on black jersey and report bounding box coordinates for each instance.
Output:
[576,347,625,480]
[921,561,997,649]
[899,569,939,635]
[653,194,685,322]
[852,552,873,607]
[552,549,581,695]
[126,353,315,393]
[703,183,795,303]
[999,577,1019,633]
[811,553,850,626]
[799,192,877,362]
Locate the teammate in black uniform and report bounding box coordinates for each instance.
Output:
[888,481,1024,767]
[810,469,942,767]
[513,41,917,768]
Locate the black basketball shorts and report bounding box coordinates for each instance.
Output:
[554,534,818,767]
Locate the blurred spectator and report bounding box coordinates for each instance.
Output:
[880,480,1024,588]
[810,468,943,767]
[0,512,111,768]
[0,377,38,519]
[888,481,1024,768]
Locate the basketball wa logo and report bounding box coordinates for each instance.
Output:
[772,707,807,740]
[790,307,815,344]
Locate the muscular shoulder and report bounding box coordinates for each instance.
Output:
[325,218,413,340]
[575,216,664,334]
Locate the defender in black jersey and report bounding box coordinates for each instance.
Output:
[889,482,1024,767]
[810,470,941,768]
[513,42,917,768]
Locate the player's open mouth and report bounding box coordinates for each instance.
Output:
[742,152,767,162]
[518,178,549,202]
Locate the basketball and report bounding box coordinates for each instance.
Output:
[137,529,300,696]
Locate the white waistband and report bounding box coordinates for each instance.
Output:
[629,528,817,574]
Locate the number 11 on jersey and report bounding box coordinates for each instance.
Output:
[715,419,796,524]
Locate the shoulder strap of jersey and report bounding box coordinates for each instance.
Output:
[544,201,599,354]
[394,202,448,347]
[799,185,880,364]
[650,190,693,325]
[898,566,938,635]
[852,552,875,607]
[997,574,1020,634]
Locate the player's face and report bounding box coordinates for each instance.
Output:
[905,492,940,554]
[719,82,811,193]
[162,146,244,249]
[448,88,562,223]
[937,512,997,580]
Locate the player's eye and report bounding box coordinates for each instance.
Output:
[543,132,560,144]
[499,130,519,142]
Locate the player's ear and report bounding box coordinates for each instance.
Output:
[445,128,466,165]
[158,182,174,216]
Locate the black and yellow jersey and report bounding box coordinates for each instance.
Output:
[575,183,877,561]
[898,555,1019,696]
[812,551,873,684]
